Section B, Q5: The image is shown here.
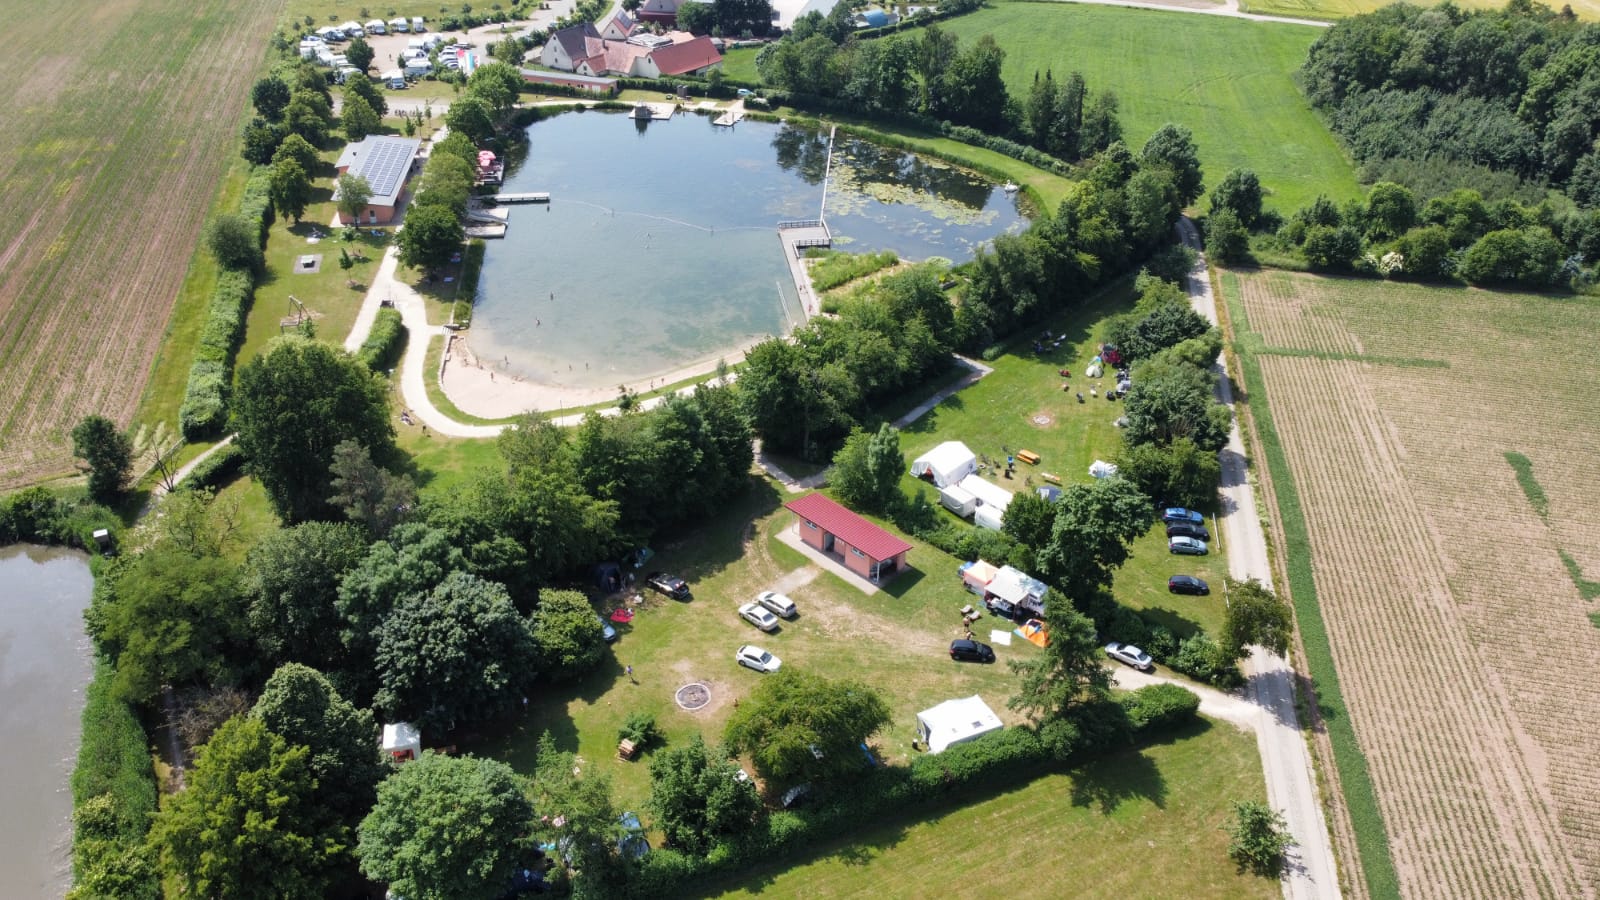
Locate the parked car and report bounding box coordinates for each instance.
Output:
[949,638,995,663]
[1166,521,1210,541]
[1169,536,1208,556]
[1168,575,1210,596]
[756,590,797,619]
[596,615,618,642]
[646,572,690,600]
[1105,642,1154,671]
[739,602,780,632]
[1162,507,1205,525]
[735,644,781,673]
[780,783,813,809]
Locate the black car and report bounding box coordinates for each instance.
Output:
[949,639,996,663]
[1168,575,1210,596]
[1166,521,1211,541]
[645,572,691,600]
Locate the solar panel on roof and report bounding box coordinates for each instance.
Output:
[357,139,412,198]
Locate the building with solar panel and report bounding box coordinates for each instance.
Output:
[333,135,423,225]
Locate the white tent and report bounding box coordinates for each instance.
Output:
[1089,459,1119,479]
[381,722,422,762]
[917,696,1003,753]
[910,441,977,487]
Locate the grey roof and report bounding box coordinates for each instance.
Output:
[335,136,422,208]
[551,22,601,63]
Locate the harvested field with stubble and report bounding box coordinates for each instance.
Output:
[0,0,280,488]
[1227,269,1600,898]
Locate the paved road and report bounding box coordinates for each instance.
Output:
[1176,217,1341,900]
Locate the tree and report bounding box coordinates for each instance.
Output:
[272,133,320,176]
[491,35,525,67]
[723,670,890,783]
[270,156,314,223]
[528,733,632,890]
[676,1,716,34]
[85,549,251,703]
[1362,181,1416,241]
[245,521,369,671]
[1208,168,1263,229]
[336,173,374,225]
[648,735,761,854]
[252,663,385,823]
[1141,123,1204,206]
[342,93,381,141]
[1079,90,1122,156]
[148,717,342,899]
[1007,605,1110,722]
[1122,359,1231,453]
[346,36,375,72]
[328,440,416,539]
[253,76,292,120]
[1002,489,1058,550]
[1038,476,1155,599]
[205,212,263,272]
[443,95,495,144]
[358,753,536,900]
[232,336,395,524]
[1395,225,1453,280]
[941,34,1009,132]
[1226,800,1292,876]
[373,572,537,731]
[1300,224,1362,270]
[336,523,466,689]
[344,72,388,116]
[1118,436,1219,511]
[285,89,333,146]
[1205,207,1251,265]
[70,415,132,502]
[830,423,904,515]
[396,202,465,272]
[1221,577,1293,659]
[242,116,287,165]
[531,588,606,678]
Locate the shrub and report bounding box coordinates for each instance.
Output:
[808,250,899,292]
[1227,800,1291,876]
[175,443,245,493]
[179,360,231,440]
[619,711,661,750]
[1120,683,1201,734]
[1168,632,1243,688]
[356,308,407,372]
[0,487,119,550]
[70,661,158,894]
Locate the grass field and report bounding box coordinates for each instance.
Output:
[1222,269,1600,897]
[1242,0,1600,22]
[0,0,281,489]
[941,2,1361,213]
[702,720,1274,900]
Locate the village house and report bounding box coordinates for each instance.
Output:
[540,16,723,79]
[332,135,422,224]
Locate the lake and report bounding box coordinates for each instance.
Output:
[469,111,1029,391]
[0,544,94,898]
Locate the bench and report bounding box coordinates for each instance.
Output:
[1016,449,1041,465]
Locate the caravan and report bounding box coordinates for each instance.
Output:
[916,696,1003,753]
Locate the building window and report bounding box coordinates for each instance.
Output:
[851,548,865,558]
[804,521,817,530]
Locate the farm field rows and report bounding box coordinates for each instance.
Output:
[1226,270,1600,897]
[0,0,281,488]
[941,2,1362,213]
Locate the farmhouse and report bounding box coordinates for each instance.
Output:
[784,493,912,584]
[333,135,422,224]
[540,21,723,78]
[916,696,1003,753]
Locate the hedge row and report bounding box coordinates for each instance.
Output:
[450,239,487,328]
[357,308,408,373]
[178,166,273,440]
[68,660,158,897]
[625,687,1198,898]
[0,487,120,551]
[175,442,246,494]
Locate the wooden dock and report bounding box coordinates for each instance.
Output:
[491,192,549,204]
[466,223,507,239]
[712,108,744,127]
[777,219,832,320]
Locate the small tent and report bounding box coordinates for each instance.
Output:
[910,441,977,487]
[381,722,421,762]
[959,559,999,595]
[1089,459,1119,479]
[917,696,1003,753]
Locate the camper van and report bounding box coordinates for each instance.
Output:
[341,20,365,37]
[388,17,410,33]
[383,70,407,89]
[402,59,432,78]
[364,18,387,34]
[939,484,976,518]
[411,16,426,32]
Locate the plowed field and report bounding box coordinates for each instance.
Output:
[0,0,279,488]
[1231,270,1600,898]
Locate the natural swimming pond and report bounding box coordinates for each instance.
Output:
[469,111,1028,392]
[0,545,93,897]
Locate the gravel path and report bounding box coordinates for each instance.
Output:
[1046,0,1332,27]
[1177,216,1341,900]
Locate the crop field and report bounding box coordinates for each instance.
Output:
[1225,270,1600,898]
[941,2,1362,213]
[1241,0,1600,23]
[0,0,280,489]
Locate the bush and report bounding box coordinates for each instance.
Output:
[175,443,245,493]
[70,661,158,896]
[808,250,899,292]
[1120,683,1201,734]
[179,360,231,440]
[1227,800,1291,876]
[356,308,407,372]
[1167,632,1243,688]
[619,711,661,750]
[0,487,120,550]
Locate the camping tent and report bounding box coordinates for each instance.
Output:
[960,559,999,595]
[380,722,421,762]
[917,696,1003,753]
[1088,459,1119,479]
[910,441,977,487]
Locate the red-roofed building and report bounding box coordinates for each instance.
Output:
[784,493,912,584]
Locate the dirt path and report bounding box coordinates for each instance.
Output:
[1045,0,1332,27]
[1176,217,1341,900]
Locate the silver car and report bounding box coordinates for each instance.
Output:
[1105,642,1154,671]
[756,590,797,618]
[736,645,781,673]
[739,602,780,632]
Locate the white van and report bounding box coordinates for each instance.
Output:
[341,20,365,37]
[388,18,409,33]
[383,70,407,89]
[365,19,387,35]
[411,16,426,32]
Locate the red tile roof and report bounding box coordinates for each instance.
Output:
[648,35,722,76]
[785,493,913,561]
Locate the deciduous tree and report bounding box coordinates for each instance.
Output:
[252,76,291,121]
[1226,800,1292,876]
[253,663,385,823]
[345,36,375,72]
[270,156,314,223]
[358,753,536,900]
[1117,436,1219,512]
[272,133,320,176]
[830,424,904,515]
[1141,123,1204,206]
[70,415,132,502]
[723,670,889,783]
[1208,168,1263,229]
[342,93,381,141]
[648,735,761,854]
[1221,577,1293,658]
[531,588,606,678]
[205,212,264,272]
[396,202,465,272]
[336,173,374,224]
[1122,358,1231,453]
[245,521,369,673]
[1035,475,1155,604]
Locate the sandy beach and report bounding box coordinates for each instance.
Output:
[439,332,762,419]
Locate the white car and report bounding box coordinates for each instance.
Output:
[736,644,781,672]
[1105,642,1154,672]
[756,590,797,619]
[739,602,780,632]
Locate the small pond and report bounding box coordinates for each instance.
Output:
[469,111,1029,390]
[0,544,94,898]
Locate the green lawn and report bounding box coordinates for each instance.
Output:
[721,47,761,83]
[941,2,1362,213]
[1241,0,1600,22]
[702,720,1275,900]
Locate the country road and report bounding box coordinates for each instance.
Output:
[1177,216,1341,900]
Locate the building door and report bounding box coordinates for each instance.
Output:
[368,209,378,224]
[822,533,834,553]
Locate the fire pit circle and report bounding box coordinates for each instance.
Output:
[675,682,711,711]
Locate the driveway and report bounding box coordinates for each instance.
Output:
[1176,216,1341,900]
